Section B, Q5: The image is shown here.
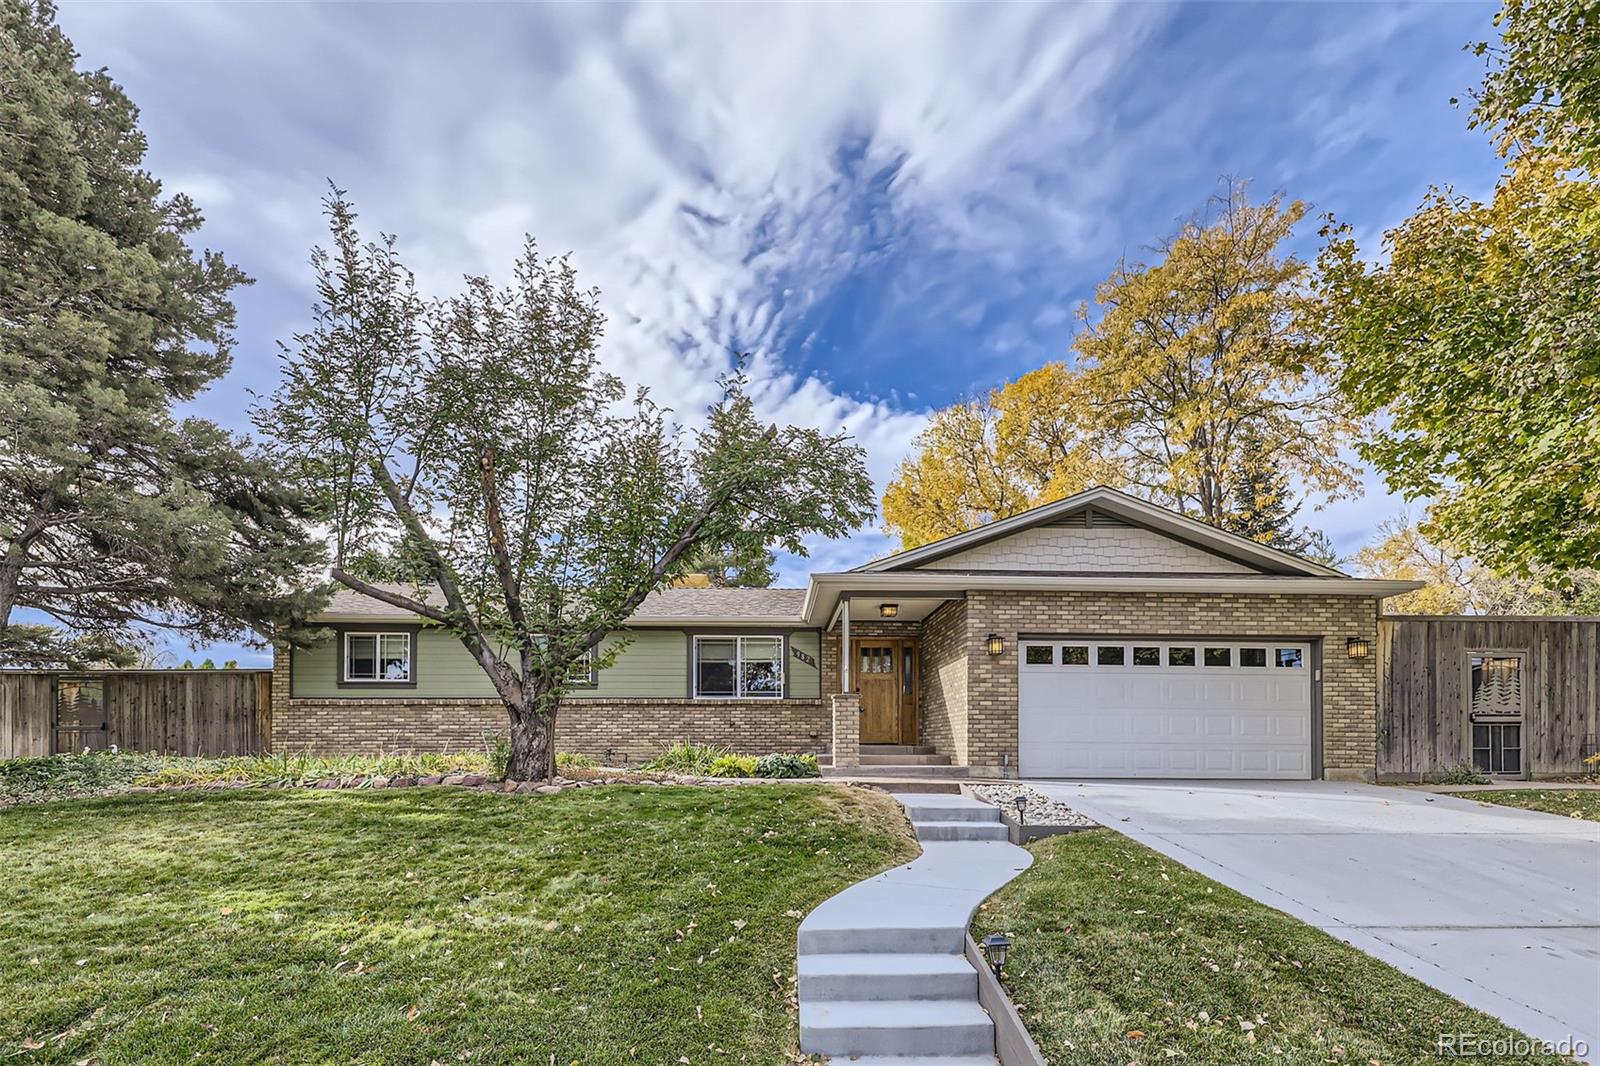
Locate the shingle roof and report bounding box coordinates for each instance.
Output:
[313,583,807,625]
[628,587,807,623]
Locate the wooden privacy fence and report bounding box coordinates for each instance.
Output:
[0,670,271,759]
[1378,616,1600,780]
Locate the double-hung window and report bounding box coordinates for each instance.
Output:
[694,636,784,699]
[343,632,412,683]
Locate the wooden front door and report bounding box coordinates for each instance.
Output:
[853,639,918,744]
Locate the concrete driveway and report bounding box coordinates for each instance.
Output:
[1029,780,1600,1061]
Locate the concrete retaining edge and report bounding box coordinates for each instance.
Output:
[964,932,1047,1066]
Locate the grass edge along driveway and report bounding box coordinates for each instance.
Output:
[0,783,916,1065]
[1441,788,1600,822]
[974,829,1578,1065]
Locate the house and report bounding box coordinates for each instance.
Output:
[273,487,1423,780]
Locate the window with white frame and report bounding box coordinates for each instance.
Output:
[694,636,784,699]
[343,632,412,682]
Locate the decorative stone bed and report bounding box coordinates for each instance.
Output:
[965,782,1098,828]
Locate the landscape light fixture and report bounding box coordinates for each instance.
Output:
[1013,794,1028,825]
[1346,637,1372,660]
[985,633,1005,656]
[879,603,899,619]
[980,932,1011,972]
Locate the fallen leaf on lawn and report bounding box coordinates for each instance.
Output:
[22,1036,45,1050]
[1239,1020,1256,1031]
[405,1004,420,1021]
[1126,1030,1145,1039]
[219,907,233,916]
[731,918,747,930]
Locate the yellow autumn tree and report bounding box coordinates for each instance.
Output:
[884,181,1360,549]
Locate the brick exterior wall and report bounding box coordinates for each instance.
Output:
[272,693,828,763]
[919,599,969,762]
[271,590,1382,778]
[958,591,1381,780]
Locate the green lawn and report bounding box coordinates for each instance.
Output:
[974,830,1575,1065]
[0,784,915,1065]
[1442,788,1600,821]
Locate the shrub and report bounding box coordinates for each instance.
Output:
[707,754,759,778]
[0,750,166,804]
[641,743,736,775]
[484,733,512,779]
[1435,762,1488,786]
[556,752,598,771]
[753,753,820,779]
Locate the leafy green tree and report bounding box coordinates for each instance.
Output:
[260,194,874,780]
[1314,173,1599,574]
[0,0,327,662]
[682,544,778,588]
[1468,0,1600,166]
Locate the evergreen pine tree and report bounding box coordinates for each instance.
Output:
[0,1,326,664]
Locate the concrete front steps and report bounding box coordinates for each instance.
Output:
[821,746,992,790]
[797,794,1033,1064]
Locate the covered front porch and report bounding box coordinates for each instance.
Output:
[811,586,974,775]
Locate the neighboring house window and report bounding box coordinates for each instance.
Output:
[344,632,412,682]
[694,636,784,699]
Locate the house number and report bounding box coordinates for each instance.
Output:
[791,647,817,668]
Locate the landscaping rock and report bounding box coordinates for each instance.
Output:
[441,774,466,786]
[418,775,444,786]
[459,774,486,787]
[966,783,1097,828]
[315,779,340,789]
[390,776,414,788]
[501,781,520,793]
[536,784,562,795]
[369,776,390,789]
[515,781,540,794]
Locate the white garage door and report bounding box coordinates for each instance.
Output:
[1018,639,1313,779]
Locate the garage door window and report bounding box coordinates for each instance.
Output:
[1025,645,1054,665]
[1204,647,1232,667]
[1240,647,1268,668]
[1061,645,1089,665]
[1097,646,1125,666]
[1132,646,1161,666]
[1275,648,1304,668]
[1167,646,1196,667]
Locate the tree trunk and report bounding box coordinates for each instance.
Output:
[505,700,556,781]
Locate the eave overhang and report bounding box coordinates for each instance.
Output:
[799,572,1425,628]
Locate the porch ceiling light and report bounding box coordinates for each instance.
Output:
[1346,636,1372,660]
[879,603,899,618]
[985,633,1005,656]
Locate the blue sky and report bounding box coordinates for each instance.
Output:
[50,1,1502,666]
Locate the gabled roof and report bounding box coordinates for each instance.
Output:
[854,486,1346,578]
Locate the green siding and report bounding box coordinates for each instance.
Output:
[789,630,820,698]
[291,627,821,700]
[584,631,687,699]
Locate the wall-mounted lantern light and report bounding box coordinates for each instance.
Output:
[879,603,899,619]
[985,633,1005,656]
[980,932,1011,972]
[1346,636,1372,660]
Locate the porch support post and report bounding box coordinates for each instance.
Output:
[831,692,861,769]
[832,598,859,768]
[840,597,851,693]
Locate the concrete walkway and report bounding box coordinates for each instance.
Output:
[798,793,1032,1063]
[1032,780,1600,1061]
